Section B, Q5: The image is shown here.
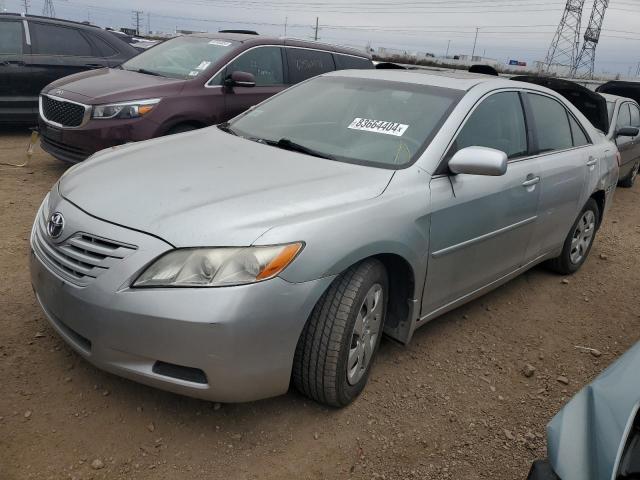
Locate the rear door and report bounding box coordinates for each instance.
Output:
[25,21,108,97]
[221,46,286,121]
[423,90,540,316]
[522,92,593,259]
[625,103,640,171]
[0,18,33,122]
[285,47,335,85]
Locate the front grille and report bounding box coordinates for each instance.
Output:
[42,96,87,127]
[33,209,137,286]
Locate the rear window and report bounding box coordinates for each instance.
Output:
[122,36,237,79]
[528,93,573,153]
[333,54,373,70]
[30,22,93,57]
[228,76,462,169]
[0,20,23,55]
[285,48,335,84]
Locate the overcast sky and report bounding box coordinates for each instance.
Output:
[5,0,640,75]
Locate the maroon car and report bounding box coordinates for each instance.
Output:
[38,32,373,163]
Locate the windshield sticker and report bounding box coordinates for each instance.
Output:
[348,118,409,137]
[188,70,200,77]
[208,40,232,47]
[196,61,211,70]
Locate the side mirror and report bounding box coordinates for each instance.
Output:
[224,71,256,88]
[616,126,639,138]
[449,146,508,176]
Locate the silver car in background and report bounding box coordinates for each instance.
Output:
[30,70,619,407]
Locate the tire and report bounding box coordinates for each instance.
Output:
[166,124,198,136]
[292,259,388,407]
[619,161,639,188]
[546,198,600,275]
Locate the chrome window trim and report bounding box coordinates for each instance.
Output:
[39,94,93,129]
[204,44,369,89]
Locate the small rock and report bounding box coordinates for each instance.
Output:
[213,403,222,411]
[34,332,45,338]
[147,423,155,432]
[231,433,242,441]
[522,364,536,378]
[64,377,72,383]
[24,410,32,419]
[557,375,569,385]
[102,390,110,397]
[91,459,104,470]
[599,253,608,260]
[313,432,319,440]
[136,406,143,413]
[561,279,570,285]
[504,429,516,441]
[591,349,602,358]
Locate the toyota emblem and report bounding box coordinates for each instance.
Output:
[47,212,65,239]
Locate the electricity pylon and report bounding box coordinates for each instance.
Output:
[572,0,609,78]
[543,0,586,74]
[42,0,55,17]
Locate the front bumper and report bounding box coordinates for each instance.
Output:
[30,196,334,402]
[38,115,162,164]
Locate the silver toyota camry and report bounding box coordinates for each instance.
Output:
[30,70,619,407]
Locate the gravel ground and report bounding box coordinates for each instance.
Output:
[1,128,639,480]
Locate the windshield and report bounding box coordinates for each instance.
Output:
[122,36,237,80]
[228,76,462,168]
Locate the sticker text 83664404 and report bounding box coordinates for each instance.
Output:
[348,118,409,137]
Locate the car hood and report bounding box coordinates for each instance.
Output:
[59,127,395,247]
[43,68,185,104]
[547,341,640,480]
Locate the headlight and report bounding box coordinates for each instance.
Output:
[133,243,303,287]
[92,98,160,120]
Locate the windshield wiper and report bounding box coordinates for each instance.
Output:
[132,68,163,77]
[217,122,237,136]
[262,138,334,160]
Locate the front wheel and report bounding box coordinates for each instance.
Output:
[546,198,600,275]
[292,259,388,407]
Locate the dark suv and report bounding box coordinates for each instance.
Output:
[0,13,138,125]
[37,32,374,163]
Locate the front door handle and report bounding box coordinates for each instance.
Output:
[522,176,541,187]
[587,157,597,167]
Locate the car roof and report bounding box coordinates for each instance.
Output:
[325,68,515,91]
[0,12,101,30]
[188,32,370,58]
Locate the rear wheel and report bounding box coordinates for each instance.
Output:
[619,161,639,188]
[292,259,388,407]
[547,198,600,275]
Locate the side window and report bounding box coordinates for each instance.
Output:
[629,104,640,127]
[448,92,527,159]
[333,54,373,70]
[88,34,118,57]
[568,115,590,147]
[0,20,23,55]
[527,94,573,153]
[225,46,284,86]
[30,23,93,57]
[285,48,335,84]
[617,103,632,129]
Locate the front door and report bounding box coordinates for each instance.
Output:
[221,46,286,121]
[423,91,541,316]
[0,18,32,123]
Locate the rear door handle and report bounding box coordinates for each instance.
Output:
[522,176,540,187]
[587,157,597,167]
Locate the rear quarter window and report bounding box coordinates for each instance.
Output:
[333,54,373,70]
[88,33,119,57]
[285,48,335,84]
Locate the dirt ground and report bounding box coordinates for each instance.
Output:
[1,128,639,480]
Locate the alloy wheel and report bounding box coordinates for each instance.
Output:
[569,210,596,264]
